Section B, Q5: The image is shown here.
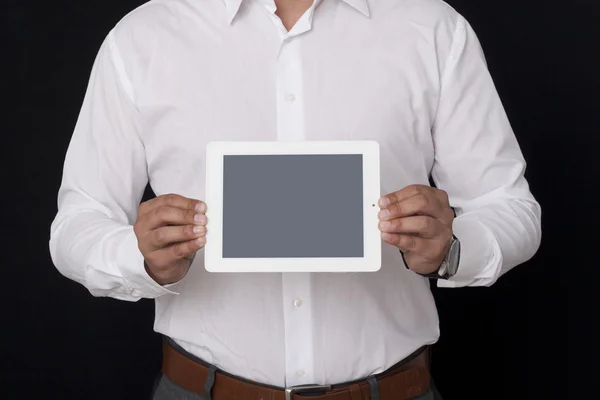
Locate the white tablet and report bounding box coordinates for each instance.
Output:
[204,141,381,273]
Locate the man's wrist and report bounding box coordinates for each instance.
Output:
[402,235,460,279]
[400,250,443,277]
[144,259,191,286]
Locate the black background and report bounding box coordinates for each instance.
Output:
[3,0,597,399]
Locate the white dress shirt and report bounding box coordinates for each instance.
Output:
[49,0,541,388]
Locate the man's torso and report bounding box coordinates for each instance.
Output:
[109,0,458,387]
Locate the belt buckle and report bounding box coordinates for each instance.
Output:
[285,384,332,400]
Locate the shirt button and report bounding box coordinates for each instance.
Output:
[296,370,306,378]
[293,298,303,308]
[285,93,297,102]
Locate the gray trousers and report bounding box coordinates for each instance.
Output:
[152,338,443,400]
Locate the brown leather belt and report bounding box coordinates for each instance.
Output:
[162,340,431,400]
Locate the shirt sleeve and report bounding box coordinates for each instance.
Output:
[49,30,178,300]
[431,14,542,288]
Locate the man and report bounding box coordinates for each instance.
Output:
[49,0,542,398]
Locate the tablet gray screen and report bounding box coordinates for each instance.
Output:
[222,154,364,258]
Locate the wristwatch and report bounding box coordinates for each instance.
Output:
[401,235,461,280]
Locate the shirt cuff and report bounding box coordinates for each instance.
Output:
[437,215,502,288]
[118,228,180,298]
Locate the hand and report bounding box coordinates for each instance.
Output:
[378,185,454,275]
[134,194,207,285]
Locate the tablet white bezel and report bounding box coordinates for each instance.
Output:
[204,141,381,273]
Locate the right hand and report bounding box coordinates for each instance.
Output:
[134,194,207,285]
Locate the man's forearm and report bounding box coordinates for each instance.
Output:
[50,207,176,300]
[438,197,541,288]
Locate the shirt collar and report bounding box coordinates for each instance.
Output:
[224,0,243,23]
[223,0,370,24]
[340,0,370,17]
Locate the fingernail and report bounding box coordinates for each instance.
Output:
[379,209,390,219]
[379,197,390,207]
[381,233,391,240]
[195,202,206,212]
[380,221,390,229]
[193,226,204,234]
[194,213,206,224]
[195,237,206,246]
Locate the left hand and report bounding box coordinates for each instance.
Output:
[378,184,455,275]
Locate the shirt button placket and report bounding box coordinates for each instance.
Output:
[277,36,314,387]
[277,37,304,142]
